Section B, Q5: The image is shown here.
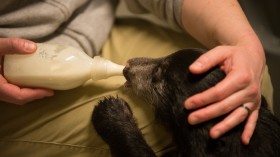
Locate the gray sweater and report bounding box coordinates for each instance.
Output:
[0,0,183,56]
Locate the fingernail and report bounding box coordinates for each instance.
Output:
[245,138,250,145]
[212,130,221,139]
[42,90,54,97]
[243,136,250,145]
[47,92,54,97]
[185,101,195,109]
[191,61,203,69]
[24,41,36,52]
[188,115,199,125]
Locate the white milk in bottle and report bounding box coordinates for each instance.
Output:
[3,43,124,90]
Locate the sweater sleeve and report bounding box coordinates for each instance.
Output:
[0,0,116,57]
[124,0,184,30]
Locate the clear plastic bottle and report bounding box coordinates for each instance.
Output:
[3,43,124,90]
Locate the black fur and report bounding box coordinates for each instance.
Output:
[92,49,280,157]
[92,97,156,157]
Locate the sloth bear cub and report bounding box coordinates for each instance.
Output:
[92,49,280,157]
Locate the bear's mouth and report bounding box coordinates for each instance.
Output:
[123,65,132,87]
[124,80,132,87]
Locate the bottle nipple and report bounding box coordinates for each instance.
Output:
[91,56,125,80]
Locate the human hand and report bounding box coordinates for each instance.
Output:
[0,38,54,105]
[184,45,265,145]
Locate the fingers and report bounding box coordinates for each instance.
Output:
[241,108,258,145]
[0,38,44,104]
[209,102,253,138]
[0,38,36,55]
[0,76,53,105]
[187,86,252,125]
[0,86,54,105]
[185,77,260,144]
[184,45,263,145]
[184,72,243,110]
[189,46,227,74]
[185,47,241,109]
[208,103,258,145]
[185,46,260,111]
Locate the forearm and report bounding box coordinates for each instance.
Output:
[181,0,263,55]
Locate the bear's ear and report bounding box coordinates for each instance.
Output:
[152,66,163,83]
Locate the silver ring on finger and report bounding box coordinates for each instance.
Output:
[240,104,252,115]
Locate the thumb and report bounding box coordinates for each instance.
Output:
[0,38,36,55]
[189,47,226,74]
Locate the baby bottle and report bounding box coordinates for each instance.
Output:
[3,43,124,90]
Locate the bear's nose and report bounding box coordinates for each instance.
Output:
[123,64,130,81]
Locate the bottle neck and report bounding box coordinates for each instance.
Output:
[90,56,124,80]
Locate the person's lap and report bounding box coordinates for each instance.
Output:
[0,18,273,157]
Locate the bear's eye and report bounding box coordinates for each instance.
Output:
[152,66,162,82]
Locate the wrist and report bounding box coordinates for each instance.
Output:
[216,29,265,62]
[237,32,265,62]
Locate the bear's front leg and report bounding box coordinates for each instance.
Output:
[92,97,156,157]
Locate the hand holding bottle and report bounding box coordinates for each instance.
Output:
[4,43,124,90]
[0,38,54,105]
